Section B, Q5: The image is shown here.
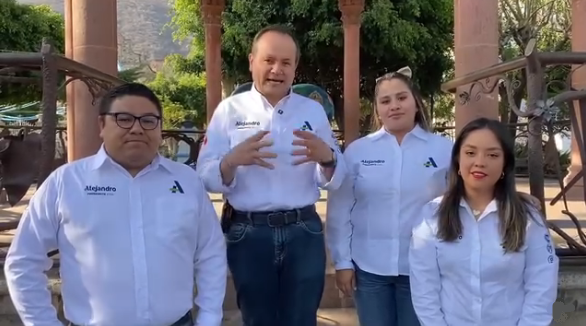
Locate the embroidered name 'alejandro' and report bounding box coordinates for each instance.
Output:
[84,185,117,196]
[235,121,260,128]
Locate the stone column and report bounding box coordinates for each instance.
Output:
[454,0,499,133]
[201,0,225,123]
[65,0,118,160]
[64,0,75,162]
[564,0,586,196]
[339,0,364,146]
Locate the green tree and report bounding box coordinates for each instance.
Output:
[147,64,207,129]
[169,0,454,128]
[0,0,65,105]
[498,0,571,135]
[118,66,144,83]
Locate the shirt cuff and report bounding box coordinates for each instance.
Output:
[205,160,236,193]
[316,150,343,190]
[195,312,222,326]
[334,260,354,270]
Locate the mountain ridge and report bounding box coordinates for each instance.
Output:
[16,0,189,66]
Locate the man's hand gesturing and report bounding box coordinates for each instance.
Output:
[224,130,277,169]
[291,130,333,165]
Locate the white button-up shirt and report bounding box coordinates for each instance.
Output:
[326,126,453,275]
[409,197,559,326]
[4,147,227,326]
[196,87,345,211]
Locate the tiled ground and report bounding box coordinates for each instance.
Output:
[1,177,585,250]
[0,178,585,325]
[221,309,358,326]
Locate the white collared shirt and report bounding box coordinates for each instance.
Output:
[326,126,453,275]
[196,87,345,211]
[409,197,559,326]
[4,147,228,326]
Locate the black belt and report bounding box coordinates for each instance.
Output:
[69,310,191,326]
[230,204,316,227]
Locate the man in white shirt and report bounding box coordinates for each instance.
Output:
[196,25,345,326]
[4,83,227,326]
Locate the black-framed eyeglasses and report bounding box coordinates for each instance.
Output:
[102,112,161,130]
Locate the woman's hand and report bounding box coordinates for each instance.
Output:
[335,269,356,297]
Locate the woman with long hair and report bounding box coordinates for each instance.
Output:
[409,118,559,326]
[326,67,453,326]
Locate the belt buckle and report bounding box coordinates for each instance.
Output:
[267,212,286,227]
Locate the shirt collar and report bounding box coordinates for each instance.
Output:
[370,125,430,142]
[90,144,172,174]
[250,84,293,109]
[459,198,499,220]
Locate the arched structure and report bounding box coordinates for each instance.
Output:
[198,0,502,144]
[62,0,584,188]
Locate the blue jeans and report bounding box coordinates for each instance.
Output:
[224,206,326,326]
[354,263,420,326]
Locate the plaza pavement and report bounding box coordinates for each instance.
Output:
[0,178,584,325]
[0,177,585,250]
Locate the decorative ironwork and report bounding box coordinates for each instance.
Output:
[546,85,586,255]
[457,76,503,105]
[59,74,115,105]
[0,67,27,75]
[39,40,58,187]
[0,38,124,238]
[442,39,586,257]
[549,211,586,255]
[543,64,574,95]
[457,74,525,109]
[162,130,205,166]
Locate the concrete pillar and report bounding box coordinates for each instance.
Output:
[64,0,75,162]
[339,0,364,146]
[454,0,499,132]
[564,0,586,196]
[65,0,118,160]
[201,0,225,123]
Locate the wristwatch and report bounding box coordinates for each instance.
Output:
[319,148,337,168]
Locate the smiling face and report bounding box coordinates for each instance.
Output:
[458,127,505,192]
[249,30,298,104]
[99,94,162,174]
[375,78,418,134]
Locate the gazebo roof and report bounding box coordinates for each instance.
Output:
[0,52,123,86]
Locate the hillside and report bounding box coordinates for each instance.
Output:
[17,0,189,66]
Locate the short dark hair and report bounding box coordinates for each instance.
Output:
[251,25,301,63]
[98,83,163,116]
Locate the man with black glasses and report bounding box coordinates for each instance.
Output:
[4,83,227,326]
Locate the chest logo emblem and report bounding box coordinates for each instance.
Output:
[300,121,313,131]
[169,180,185,194]
[424,157,438,168]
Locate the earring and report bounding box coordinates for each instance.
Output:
[501,172,505,179]
[458,170,461,175]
